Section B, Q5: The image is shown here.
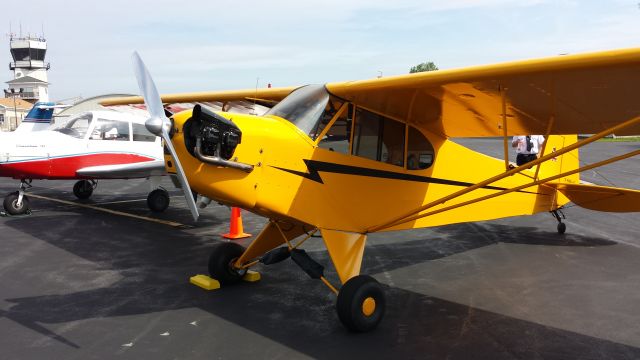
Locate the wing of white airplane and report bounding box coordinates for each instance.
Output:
[75,159,166,179]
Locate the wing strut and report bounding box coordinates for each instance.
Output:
[501,86,510,171]
[376,147,640,229]
[533,115,556,180]
[367,115,640,233]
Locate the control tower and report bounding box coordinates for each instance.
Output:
[4,34,50,103]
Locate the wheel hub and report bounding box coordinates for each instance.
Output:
[361,297,376,316]
[228,257,247,277]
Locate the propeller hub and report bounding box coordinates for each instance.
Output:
[145,116,170,136]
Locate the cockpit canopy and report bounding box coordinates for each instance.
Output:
[266,84,435,171]
[53,112,156,142]
[53,113,93,139]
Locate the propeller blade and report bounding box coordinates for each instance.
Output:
[131,52,199,221]
[131,51,165,120]
[161,127,199,221]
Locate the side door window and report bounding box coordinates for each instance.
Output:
[132,123,157,142]
[90,119,131,141]
[406,126,434,170]
[352,107,405,167]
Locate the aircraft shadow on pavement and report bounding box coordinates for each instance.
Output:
[431,221,618,247]
[1,183,256,231]
[1,214,636,359]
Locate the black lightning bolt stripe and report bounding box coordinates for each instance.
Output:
[272,159,540,194]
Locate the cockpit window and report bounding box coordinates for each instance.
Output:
[132,123,157,142]
[407,126,434,170]
[352,107,405,167]
[309,96,345,140]
[318,103,352,154]
[53,113,93,139]
[266,85,331,137]
[90,118,131,141]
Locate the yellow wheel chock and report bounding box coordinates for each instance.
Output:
[190,270,261,290]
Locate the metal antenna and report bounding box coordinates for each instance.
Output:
[253,76,259,115]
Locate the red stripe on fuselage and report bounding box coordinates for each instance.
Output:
[0,153,155,180]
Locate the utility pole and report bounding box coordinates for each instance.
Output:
[9,88,23,131]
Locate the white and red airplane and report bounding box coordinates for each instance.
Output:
[0,108,172,215]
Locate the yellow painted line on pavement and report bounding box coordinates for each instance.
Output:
[28,193,185,227]
[95,195,182,206]
[94,198,148,205]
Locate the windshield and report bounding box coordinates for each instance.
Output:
[266,85,330,136]
[53,113,93,139]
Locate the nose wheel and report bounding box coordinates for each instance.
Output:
[3,191,30,215]
[3,180,33,216]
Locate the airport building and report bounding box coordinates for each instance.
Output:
[1,33,51,131]
[0,97,31,131]
[3,34,50,104]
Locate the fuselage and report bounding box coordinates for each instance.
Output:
[0,111,163,180]
[167,85,579,233]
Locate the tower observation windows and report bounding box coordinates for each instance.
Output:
[10,48,46,62]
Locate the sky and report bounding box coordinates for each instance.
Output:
[3,0,640,101]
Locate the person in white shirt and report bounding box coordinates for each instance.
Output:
[512,135,545,166]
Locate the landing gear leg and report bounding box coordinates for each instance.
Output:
[73,180,97,200]
[3,180,32,215]
[288,248,386,332]
[551,209,566,234]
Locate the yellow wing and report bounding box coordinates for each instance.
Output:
[326,48,640,137]
[103,48,640,137]
[100,86,297,107]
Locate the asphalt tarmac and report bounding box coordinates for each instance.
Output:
[0,139,639,359]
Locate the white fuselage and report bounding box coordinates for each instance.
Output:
[0,111,163,180]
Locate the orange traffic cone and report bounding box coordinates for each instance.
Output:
[222,207,252,239]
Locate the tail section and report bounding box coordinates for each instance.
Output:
[540,134,640,213]
[548,183,640,212]
[538,134,580,184]
[14,102,57,132]
[538,135,580,208]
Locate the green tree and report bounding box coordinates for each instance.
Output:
[409,61,438,73]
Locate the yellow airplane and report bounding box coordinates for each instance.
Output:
[103,49,640,332]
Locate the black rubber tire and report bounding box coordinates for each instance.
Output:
[557,222,566,234]
[147,189,170,212]
[3,192,30,215]
[208,242,247,285]
[336,275,386,333]
[73,180,93,200]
